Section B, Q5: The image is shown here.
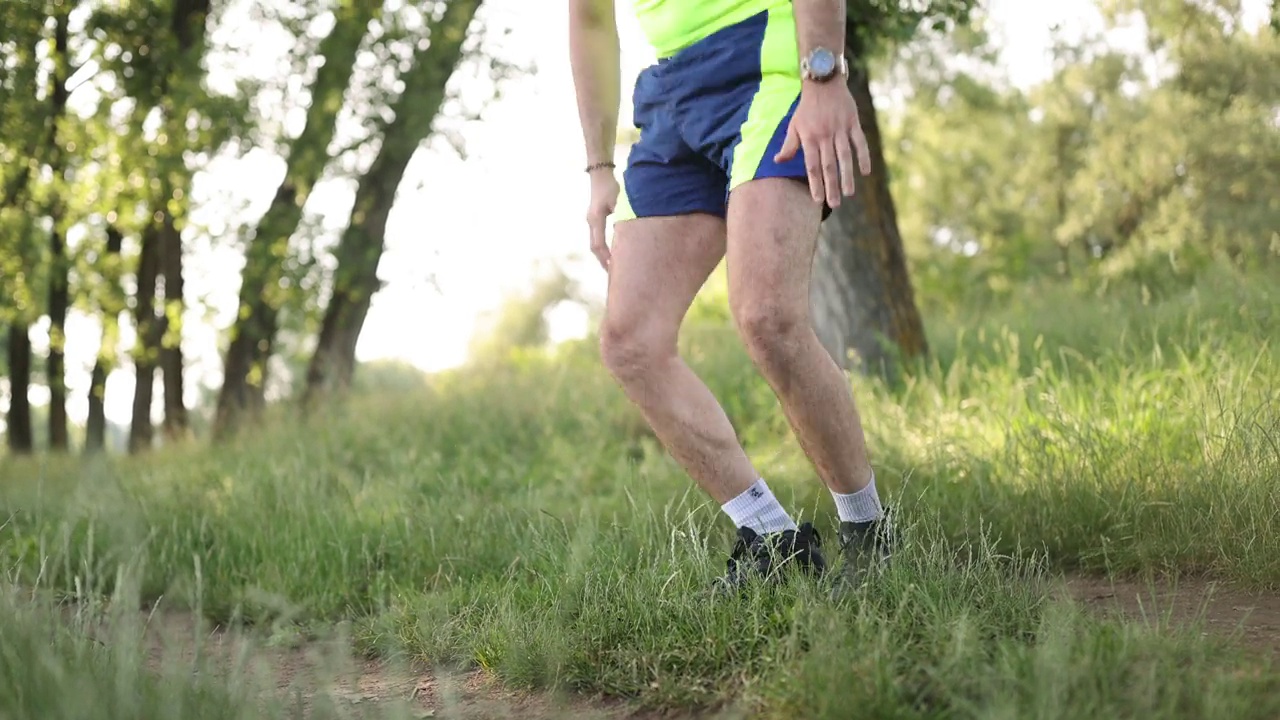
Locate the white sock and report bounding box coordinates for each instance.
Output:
[722,479,798,535]
[832,473,883,524]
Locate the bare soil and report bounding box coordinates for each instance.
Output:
[106,576,1279,718]
[132,611,703,719]
[1061,575,1280,658]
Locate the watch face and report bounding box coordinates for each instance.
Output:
[809,48,836,77]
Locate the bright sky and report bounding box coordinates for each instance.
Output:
[355,0,1116,370]
[10,0,1269,430]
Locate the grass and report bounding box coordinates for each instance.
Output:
[1,263,1277,718]
[0,578,426,720]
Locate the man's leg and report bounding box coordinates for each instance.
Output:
[602,33,824,580]
[724,178,881,517]
[599,214,757,505]
[601,212,826,586]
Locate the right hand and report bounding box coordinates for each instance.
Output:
[586,168,619,271]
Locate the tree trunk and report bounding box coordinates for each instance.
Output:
[159,213,188,440]
[304,240,381,403]
[214,265,276,440]
[124,0,206,453]
[47,227,70,451]
[46,7,71,451]
[6,324,33,454]
[87,227,125,454]
[129,224,163,454]
[303,0,483,406]
[810,28,927,377]
[1054,125,1072,277]
[214,2,382,442]
[85,362,109,452]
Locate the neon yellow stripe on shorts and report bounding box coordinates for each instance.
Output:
[728,5,801,190]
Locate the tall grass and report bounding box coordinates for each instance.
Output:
[0,574,430,720]
[0,265,1276,717]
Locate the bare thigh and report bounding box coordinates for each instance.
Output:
[724,177,874,494]
[604,214,727,342]
[602,213,761,503]
[725,178,821,354]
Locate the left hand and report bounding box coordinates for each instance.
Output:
[774,81,872,208]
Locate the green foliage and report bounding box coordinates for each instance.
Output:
[302,0,489,402]
[848,0,979,55]
[352,358,429,395]
[1,0,248,386]
[0,3,54,326]
[2,266,1277,716]
[466,265,581,364]
[885,2,1279,307]
[82,0,249,232]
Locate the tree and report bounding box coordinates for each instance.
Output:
[1078,0,1280,282]
[811,1,978,375]
[811,27,925,376]
[156,0,212,447]
[882,24,1062,302]
[1,2,53,454]
[5,326,33,454]
[85,227,125,454]
[882,0,1278,301]
[214,1,382,441]
[159,217,188,440]
[467,266,580,364]
[303,0,485,404]
[89,0,229,451]
[45,4,72,451]
[128,223,162,453]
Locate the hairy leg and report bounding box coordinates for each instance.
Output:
[600,214,758,504]
[725,178,873,495]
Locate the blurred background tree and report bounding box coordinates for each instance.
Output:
[885,0,1279,312]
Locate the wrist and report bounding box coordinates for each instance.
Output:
[799,46,848,84]
[801,76,848,94]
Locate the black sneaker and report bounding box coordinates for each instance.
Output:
[832,512,895,597]
[713,522,827,594]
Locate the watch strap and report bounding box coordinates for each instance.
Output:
[801,49,849,82]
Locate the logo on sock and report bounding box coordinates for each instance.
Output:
[748,487,764,499]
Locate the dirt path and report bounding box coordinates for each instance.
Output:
[1061,575,1280,658]
[134,611,695,719]
[116,576,1279,718]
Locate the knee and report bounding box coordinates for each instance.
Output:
[733,300,807,375]
[599,314,671,386]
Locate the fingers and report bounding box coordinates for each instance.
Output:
[852,123,872,177]
[828,123,872,205]
[588,212,610,271]
[802,134,862,206]
[592,243,611,271]
[822,138,842,208]
[591,235,610,270]
[781,109,872,205]
[803,140,824,204]
[774,121,800,163]
[836,131,856,199]
[807,139,843,209]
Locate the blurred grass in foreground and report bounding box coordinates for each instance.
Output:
[1,264,1276,718]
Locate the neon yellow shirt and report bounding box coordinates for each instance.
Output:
[632,0,781,58]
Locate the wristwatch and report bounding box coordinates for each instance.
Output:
[800,47,848,83]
